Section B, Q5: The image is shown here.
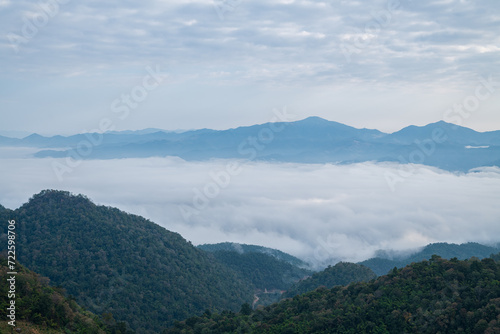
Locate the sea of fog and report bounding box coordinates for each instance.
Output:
[1,151,499,267]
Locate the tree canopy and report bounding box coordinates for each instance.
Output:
[1,190,253,333]
[166,256,500,333]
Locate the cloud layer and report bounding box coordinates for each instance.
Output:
[2,0,499,82]
[1,0,500,134]
[1,155,499,267]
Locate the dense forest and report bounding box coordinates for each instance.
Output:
[282,262,376,299]
[0,258,108,333]
[0,190,254,333]
[167,256,500,333]
[198,243,307,267]
[361,242,500,276]
[207,250,312,291]
[3,191,500,333]
[0,204,11,232]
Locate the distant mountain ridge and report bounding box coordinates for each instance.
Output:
[2,117,500,171]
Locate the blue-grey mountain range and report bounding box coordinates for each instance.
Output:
[2,117,500,171]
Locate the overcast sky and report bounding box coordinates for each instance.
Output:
[1,0,500,136]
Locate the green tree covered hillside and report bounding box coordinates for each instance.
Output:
[282,262,376,299]
[167,256,500,333]
[0,190,253,333]
[208,250,312,291]
[0,258,108,333]
[198,243,307,267]
[361,242,500,276]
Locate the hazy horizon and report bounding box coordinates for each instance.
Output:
[2,116,500,139]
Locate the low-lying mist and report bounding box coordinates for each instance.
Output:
[1,154,499,268]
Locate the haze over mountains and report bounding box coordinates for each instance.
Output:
[2,117,500,172]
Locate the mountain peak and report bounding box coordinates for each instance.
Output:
[26,190,93,209]
[12,190,255,332]
[22,133,45,140]
[294,116,353,129]
[33,189,75,199]
[392,120,480,136]
[300,116,330,123]
[427,120,474,130]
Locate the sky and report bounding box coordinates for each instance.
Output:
[1,0,500,136]
[1,154,500,267]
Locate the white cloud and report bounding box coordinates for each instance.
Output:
[2,0,498,82]
[1,157,499,268]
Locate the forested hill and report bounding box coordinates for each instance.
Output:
[0,204,11,222]
[198,242,307,267]
[361,242,500,276]
[0,190,254,333]
[167,256,500,333]
[282,262,376,299]
[0,258,109,333]
[206,250,312,291]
